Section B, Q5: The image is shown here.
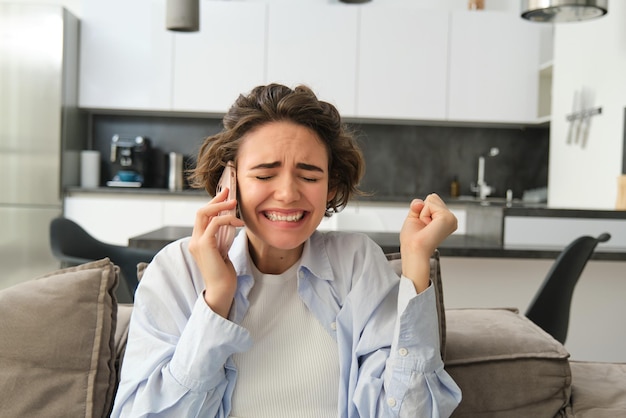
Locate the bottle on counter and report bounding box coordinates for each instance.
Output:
[450,176,460,198]
[168,152,184,192]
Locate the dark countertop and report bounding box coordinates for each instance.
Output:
[503,206,626,219]
[68,187,626,260]
[66,186,208,197]
[128,227,626,261]
[366,232,626,261]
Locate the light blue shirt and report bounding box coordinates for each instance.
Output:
[112,230,461,417]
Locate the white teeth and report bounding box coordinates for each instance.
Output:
[265,212,304,222]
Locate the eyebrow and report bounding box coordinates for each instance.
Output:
[250,161,325,173]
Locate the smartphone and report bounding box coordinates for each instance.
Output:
[215,161,237,258]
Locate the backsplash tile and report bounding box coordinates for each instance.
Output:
[90,114,548,201]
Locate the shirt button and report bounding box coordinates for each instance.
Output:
[387,397,397,407]
[398,347,409,357]
[330,322,337,331]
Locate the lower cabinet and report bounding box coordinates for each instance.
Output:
[63,194,207,246]
[64,193,468,246]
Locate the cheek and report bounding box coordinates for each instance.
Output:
[237,181,263,210]
[313,184,332,206]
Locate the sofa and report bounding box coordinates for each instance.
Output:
[0,255,624,417]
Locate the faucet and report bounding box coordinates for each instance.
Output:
[471,147,499,200]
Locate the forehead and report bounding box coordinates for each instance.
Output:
[237,121,329,164]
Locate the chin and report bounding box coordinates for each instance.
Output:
[265,233,310,251]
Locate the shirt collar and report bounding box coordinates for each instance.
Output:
[230,229,335,283]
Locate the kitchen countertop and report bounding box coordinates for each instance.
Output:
[69,187,626,260]
[65,186,626,218]
[503,206,626,219]
[128,227,626,261]
[366,231,626,261]
[66,186,208,197]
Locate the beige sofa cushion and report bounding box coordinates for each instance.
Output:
[445,308,572,418]
[0,259,119,418]
[569,361,626,417]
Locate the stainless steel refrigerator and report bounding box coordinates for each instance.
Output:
[0,4,81,289]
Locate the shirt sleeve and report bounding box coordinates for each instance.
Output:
[110,243,252,418]
[387,278,461,417]
[343,240,461,418]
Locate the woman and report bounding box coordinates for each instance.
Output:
[112,84,461,417]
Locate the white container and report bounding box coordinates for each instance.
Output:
[80,150,100,188]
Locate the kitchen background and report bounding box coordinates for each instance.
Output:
[3,0,626,364]
[89,113,549,201]
[4,0,625,211]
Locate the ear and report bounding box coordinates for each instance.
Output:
[327,187,337,203]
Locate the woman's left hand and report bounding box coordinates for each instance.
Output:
[399,193,457,292]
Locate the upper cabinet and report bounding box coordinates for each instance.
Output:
[266,4,359,116]
[79,0,173,110]
[447,11,542,124]
[357,6,448,121]
[79,3,549,125]
[172,1,267,113]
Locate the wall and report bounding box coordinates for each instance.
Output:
[550,4,626,209]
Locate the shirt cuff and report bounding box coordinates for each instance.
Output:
[169,295,252,391]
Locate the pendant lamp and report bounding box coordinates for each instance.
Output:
[521,0,608,23]
[166,0,199,32]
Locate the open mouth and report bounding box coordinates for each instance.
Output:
[264,211,305,222]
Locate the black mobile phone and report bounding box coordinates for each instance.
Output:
[215,161,237,258]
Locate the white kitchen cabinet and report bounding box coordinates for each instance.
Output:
[447,11,541,124]
[172,1,267,113]
[162,196,206,226]
[79,0,173,110]
[64,195,164,246]
[64,193,208,245]
[266,3,359,116]
[77,2,549,125]
[357,6,448,121]
[504,216,626,248]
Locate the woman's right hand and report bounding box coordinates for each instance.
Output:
[188,187,245,318]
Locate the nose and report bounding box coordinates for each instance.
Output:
[274,174,300,203]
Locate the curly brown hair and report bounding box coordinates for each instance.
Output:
[189,84,365,216]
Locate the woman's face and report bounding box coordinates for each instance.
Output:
[236,121,335,260]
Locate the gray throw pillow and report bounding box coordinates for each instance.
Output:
[0,258,119,418]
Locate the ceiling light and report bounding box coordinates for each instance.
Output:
[166,0,199,32]
[521,0,608,23]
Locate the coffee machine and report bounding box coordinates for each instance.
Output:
[107,135,151,187]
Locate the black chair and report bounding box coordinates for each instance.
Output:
[49,217,158,303]
[525,232,611,344]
